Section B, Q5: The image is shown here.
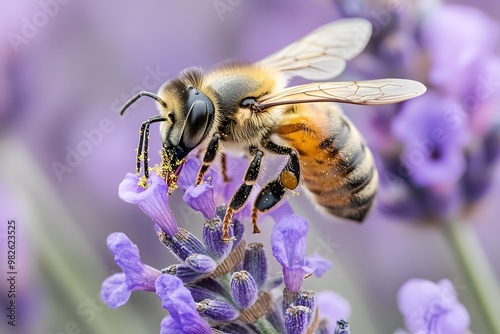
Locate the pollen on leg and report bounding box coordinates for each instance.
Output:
[280,170,298,190]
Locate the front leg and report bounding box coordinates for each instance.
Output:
[252,139,300,233]
[221,148,263,241]
[196,133,221,186]
[137,115,168,178]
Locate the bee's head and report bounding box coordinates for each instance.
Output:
[119,68,214,177]
[158,76,215,167]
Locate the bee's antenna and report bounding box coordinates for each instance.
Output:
[120,91,167,116]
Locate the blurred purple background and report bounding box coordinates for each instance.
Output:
[1,0,499,333]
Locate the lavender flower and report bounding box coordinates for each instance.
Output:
[271,214,333,292]
[156,274,212,334]
[100,233,161,308]
[119,172,178,236]
[397,279,470,334]
[103,154,346,333]
[421,4,499,97]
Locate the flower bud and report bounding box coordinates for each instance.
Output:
[284,305,311,334]
[335,319,350,334]
[203,218,233,260]
[296,290,315,323]
[197,299,239,322]
[185,278,231,302]
[159,228,207,261]
[162,264,206,283]
[216,205,244,248]
[230,270,258,309]
[185,254,217,273]
[243,242,268,290]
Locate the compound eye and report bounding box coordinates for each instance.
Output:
[182,100,210,149]
[240,97,257,108]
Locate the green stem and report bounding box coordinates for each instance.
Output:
[444,220,500,334]
[253,317,279,334]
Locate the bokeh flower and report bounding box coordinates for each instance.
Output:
[391,92,469,187]
[397,279,470,334]
[337,2,500,221]
[317,291,351,334]
[331,2,500,333]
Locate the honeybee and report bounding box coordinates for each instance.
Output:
[121,18,426,240]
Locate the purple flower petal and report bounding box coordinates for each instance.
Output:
[272,215,327,292]
[118,173,178,236]
[398,278,470,334]
[271,215,308,268]
[156,274,212,334]
[306,253,333,277]
[101,233,161,308]
[100,273,131,309]
[183,183,216,220]
[177,156,218,190]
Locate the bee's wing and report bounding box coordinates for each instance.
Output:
[255,79,427,109]
[259,18,372,81]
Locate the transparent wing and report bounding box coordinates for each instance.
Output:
[255,79,427,109]
[259,18,372,81]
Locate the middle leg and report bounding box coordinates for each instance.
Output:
[251,139,300,233]
[221,148,264,241]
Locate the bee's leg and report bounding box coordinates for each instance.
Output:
[220,153,231,183]
[221,149,264,241]
[196,133,221,186]
[252,140,300,233]
[137,115,167,178]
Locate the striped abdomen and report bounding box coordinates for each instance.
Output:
[273,103,378,221]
